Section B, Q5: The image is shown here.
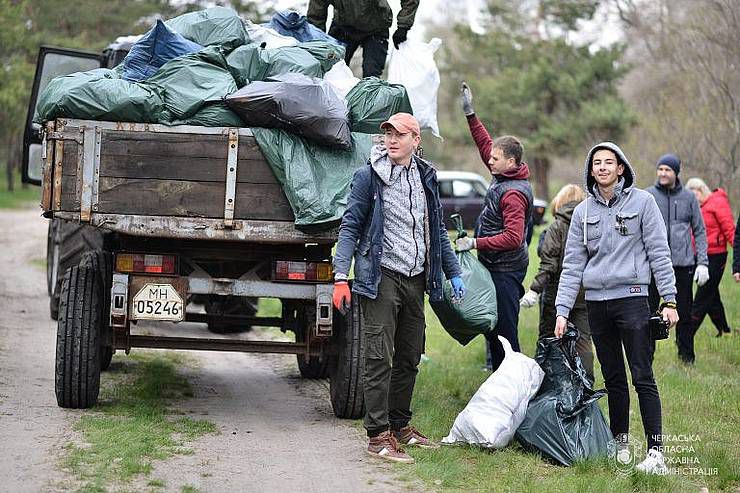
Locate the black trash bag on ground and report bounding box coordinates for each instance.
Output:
[515,327,614,466]
[165,7,248,50]
[143,46,238,124]
[430,214,497,345]
[225,73,351,149]
[251,128,373,229]
[345,77,413,134]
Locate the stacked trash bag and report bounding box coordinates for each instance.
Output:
[34,7,416,229]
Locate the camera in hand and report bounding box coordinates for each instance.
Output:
[649,315,670,340]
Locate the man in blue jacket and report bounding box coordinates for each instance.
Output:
[332,113,465,463]
[646,154,709,364]
[555,142,678,475]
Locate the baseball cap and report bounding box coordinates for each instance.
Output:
[380,112,420,137]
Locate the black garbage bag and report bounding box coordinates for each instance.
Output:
[251,128,373,229]
[515,327,614,466]
[430,214,497,345]
[225,73,351,150]
[345,77,413,134]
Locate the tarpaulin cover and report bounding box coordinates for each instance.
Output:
[262,46,323,78]
[226,44,268,87]
[264,10,342,45]
[515,328,614,466]
[166,6,248,50]
[34,68,163,123]
[297,41,346,74]
[430,216,497,345]
[345,77,413,134]
[225,73,351,149]
[252,128,372,229]
[121,20,202,82]
[143,46,238,123]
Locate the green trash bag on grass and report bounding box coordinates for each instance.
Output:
[345,77,413,134]
[430,215,497,346]
[252,128,372,230]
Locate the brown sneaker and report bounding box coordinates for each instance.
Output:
[367,431,415,463]
[394,426,440,449]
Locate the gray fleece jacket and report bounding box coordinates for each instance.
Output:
[555,142,677,318]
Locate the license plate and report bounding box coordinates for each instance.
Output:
[131,283,184,321]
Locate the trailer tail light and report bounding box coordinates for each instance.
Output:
[115,253,177,275]
[273,261,333,282]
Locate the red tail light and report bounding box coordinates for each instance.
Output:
[116,253,178,275]
[273,261,332,282]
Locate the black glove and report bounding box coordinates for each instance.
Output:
[392,27,409,49]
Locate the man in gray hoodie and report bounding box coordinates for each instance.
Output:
[554,142,678,475]
[646,154,709,364]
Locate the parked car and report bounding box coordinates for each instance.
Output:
[437,171,547,230]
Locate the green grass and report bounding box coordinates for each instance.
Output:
[407,225,740,492]
[63,352,217,493]
[0,168,39,209]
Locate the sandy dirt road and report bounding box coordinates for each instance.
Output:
[0,207,419,493]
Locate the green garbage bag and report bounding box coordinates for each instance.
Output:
[170,102,244,127]
[345,77,413,134]
[430,215,497,346]
[263,46,323,79]
[166,7,248,50]
[297,41,345,73]
[226,44,268,87]
[515,327,613,466]
[143,46,238,123]
[252,128,372,229]
[34,68,163,123]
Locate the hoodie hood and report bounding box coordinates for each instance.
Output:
[583,142,636,195]
[704,187,729,207]
[497,162,531,180]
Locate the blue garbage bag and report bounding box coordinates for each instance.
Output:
[121,20,203,82]
[264,10,343,45]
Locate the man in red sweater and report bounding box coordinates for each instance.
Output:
[455,82,533,371]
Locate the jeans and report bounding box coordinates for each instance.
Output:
[360,268,426,436]
[691,252,731,335]
[484,269,525,371]
[649,265,694,362]
[587,296,663,450]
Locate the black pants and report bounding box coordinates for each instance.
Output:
[484,269,525,371]
[587,297,662,450]
[360,268,426,437]
[691,252,731,335]
[334,32,388,78]
[649,265,694,362]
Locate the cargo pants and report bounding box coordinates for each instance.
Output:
[360,267,426,436]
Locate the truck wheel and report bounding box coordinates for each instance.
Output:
[55,265,102,409]
[295,319,331,379]
[48,218,105,321]
[329,300,365,419]
[205,295,257,334]
[79,250,114,371]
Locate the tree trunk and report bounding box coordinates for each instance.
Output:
[5,133,14,192]
[530,156,550,200]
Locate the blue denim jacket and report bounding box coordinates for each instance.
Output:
[333,153,461,302]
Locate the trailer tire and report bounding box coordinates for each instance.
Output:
[329,299,365,419]
[48,218,105,321]
[295,318,331,379]
[55,265,102,409]
[79,250,115,371]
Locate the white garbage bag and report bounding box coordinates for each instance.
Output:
[387,38,442,138]
[441,337,545,449]
[243,19,299,49]
[324,61,360,101]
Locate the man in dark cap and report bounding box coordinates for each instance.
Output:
[646,153,708,364]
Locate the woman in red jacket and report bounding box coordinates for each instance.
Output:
[686,178,736,337]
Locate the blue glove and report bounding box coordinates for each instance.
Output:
[450,276,466,299]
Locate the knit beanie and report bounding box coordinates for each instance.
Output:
[657,153,680,175]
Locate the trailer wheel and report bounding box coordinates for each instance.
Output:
[295,314,331,379]
[329,299,365,419]
[79,250,114,371]
[55,265,102,409]
[48,218,105,321]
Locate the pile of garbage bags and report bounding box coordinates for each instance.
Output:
[34,6,421,227]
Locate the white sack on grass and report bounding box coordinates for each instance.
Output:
[387,38,442,138]
[324,61,360,101]
[441,337,545,449]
